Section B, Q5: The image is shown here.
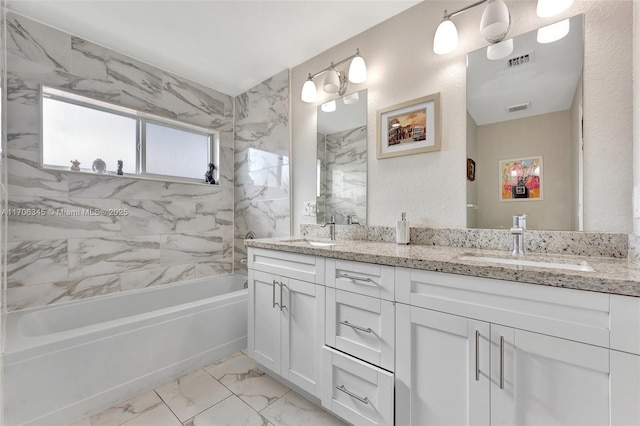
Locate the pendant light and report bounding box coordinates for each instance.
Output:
[301,75,317,103]
[323,65,340,93]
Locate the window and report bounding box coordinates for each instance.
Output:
[41,86,218,183]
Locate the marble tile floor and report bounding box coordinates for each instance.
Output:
[70,351,347,426]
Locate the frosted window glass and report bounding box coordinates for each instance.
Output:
[145,122,210,180]
[42,97,137,173]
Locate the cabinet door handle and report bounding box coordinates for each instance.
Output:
[499,336,505,390]
[339,320,373,334]
[475,330,480,382]
[280,282,286,311]
[336,385,369,405]
[337,273,373,283]
[272,280,280,309]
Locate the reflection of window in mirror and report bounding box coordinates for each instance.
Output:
[466,14,583,232]
[316,89,368,225]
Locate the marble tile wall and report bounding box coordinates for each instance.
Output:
[6,12,235,311]
[318,126,366,224]
[234,70,290,275]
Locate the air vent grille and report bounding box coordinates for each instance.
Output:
[506,102,530,113]
[507,51,535,69]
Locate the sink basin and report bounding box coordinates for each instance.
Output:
[307,241,336,247]
[458,254,594,272]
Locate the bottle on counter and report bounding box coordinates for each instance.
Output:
[396,212,410,245]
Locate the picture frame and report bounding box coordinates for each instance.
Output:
[467,158,476,181]
[376,92,441,159]
[499,156,543,201]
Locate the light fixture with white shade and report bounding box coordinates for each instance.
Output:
[321,100,337,113]
[480,0,510,43]
[343,92,360,105]
[300,49,367,103]
[537,0,574,18]
[433,0,511,55]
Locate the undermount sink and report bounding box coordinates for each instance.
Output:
[458,254,594,272]
[307,241,337,247]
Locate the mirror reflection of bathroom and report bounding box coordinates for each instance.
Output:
[316,89,367,225]
[466,14,584,231]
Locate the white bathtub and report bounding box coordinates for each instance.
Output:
[3,274,248,426]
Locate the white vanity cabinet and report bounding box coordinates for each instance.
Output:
[247,248,326,397]
[395,268,613,426]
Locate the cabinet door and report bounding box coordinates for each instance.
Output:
[281,277,325,397]
[396,304,490,426]
[490,325,610,426]
[248,269,281,374]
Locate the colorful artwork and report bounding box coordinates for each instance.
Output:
[499,156,543,201]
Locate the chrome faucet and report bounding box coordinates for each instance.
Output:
[347,215,360,225]
[322,215,336,240]
[511,214,527,256]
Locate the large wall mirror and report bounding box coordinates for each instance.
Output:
[466,14,583,231]
[317,89,367,224]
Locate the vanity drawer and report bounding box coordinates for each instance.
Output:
[248,247,324,284]
[326,288,395,371]
[321,346,394,426]
[326,258,394,300]
[395,268,611,347]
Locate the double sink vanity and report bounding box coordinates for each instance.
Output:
[245,231,640,426]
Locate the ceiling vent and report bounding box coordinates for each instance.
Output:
[506,102,530,113]
[507,51,535,69]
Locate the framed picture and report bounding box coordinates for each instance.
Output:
[376,92,441,159]
[467,158,476,181]
[499,156,543,201]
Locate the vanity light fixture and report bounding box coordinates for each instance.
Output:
[433,0,511,55]
[300,49,367,103]
[536,0,574,18]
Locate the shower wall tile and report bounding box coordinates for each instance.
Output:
[6,13,71,73]
[160,234,228,267]
[6,12,236,310]
[8,196,121,241]
[68,174,164,200]
[7,240,68,287]
[120,264,196,292]
[68,236,161,280]
[121,200,197,236]
[234,70,290,273]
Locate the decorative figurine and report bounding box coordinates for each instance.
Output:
[117,160,123,176]
[92,158,107,173]
[70,159,81,171]
[205,163,216,184]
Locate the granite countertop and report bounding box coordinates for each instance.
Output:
[245,237,640,297]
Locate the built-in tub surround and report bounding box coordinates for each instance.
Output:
[3,274,248,426]
[6,12,235,311]
[233,70,291,276]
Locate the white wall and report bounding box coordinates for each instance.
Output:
[634,0,640,234]
[292,0,634,234]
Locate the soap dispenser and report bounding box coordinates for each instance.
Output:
[396,212,410,245]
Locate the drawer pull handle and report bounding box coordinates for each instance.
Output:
[272,280,280,309]
[339,320,373,334]
[280,282,287,311]
[499,336,505,390]
[336,385,369,405]
[338,273,373,283]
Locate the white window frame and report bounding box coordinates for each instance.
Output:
[40,85,219,185]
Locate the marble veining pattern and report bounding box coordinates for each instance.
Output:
[628,233,640,264]
[72,350,346,426]
[6,12,236,311]
[247,235,640,297]
[234,70,290,273]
